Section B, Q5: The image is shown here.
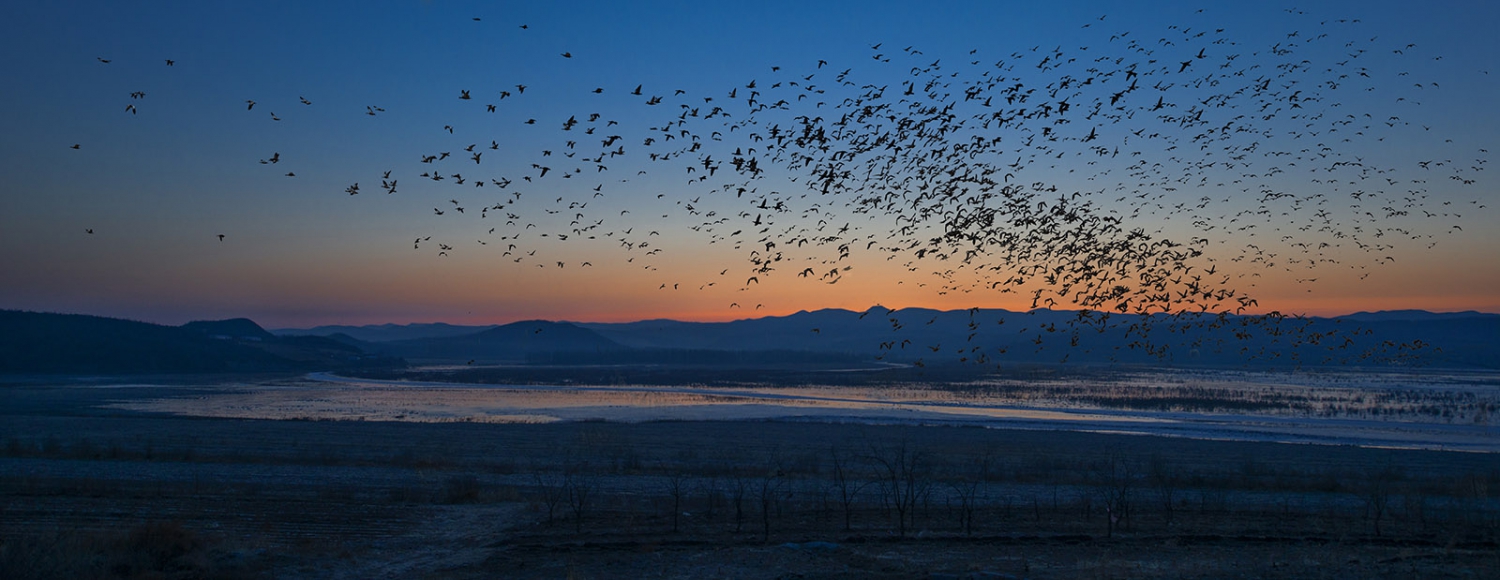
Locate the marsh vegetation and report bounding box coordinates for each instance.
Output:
[2,375,1498,578]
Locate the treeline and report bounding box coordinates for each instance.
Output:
[489,431,1500,544]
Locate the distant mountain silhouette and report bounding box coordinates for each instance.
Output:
[313,306,1499,368]
[182,318,278,341]
[580,307,1090,355]
[10,308,1497,374]
[0,310,403,374]
[273,322,498,342]
[366,320,625,362]
[579,307,1500,369]
[1341,310,1500,322]
[320,332,374,349]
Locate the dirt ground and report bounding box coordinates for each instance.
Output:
[2,377,1496,579]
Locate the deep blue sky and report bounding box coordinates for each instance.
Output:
[1,1,1496,327]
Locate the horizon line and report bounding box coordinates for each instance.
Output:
[9,305,1500,330]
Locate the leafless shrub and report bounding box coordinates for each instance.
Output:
[828,443,868,532]
[532,470,568,524]
[730,472,749,533]
[1360,465,1404,537]
[564,463,598,534]
[945,448,992,535]
[699,476,722,522]
[756,451,787,543]
[661,463,689,533]
[1092,452,1137,538]
[1148,454,1180,528]
[863,436,931,537]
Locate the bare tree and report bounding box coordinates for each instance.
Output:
[564,462,598,534]
[699,476,721,523]
[864,436,930,537]
[1094,452,1136,538]
[730,472,749,533]
[531,470,568,524]
[828,444,867,532]
[1398,482,1427,534]
[807,477,833,525]
[756,453,787,543]
[1148,454,1179,528]
[660,464,689,533]
[946,449,992,535]
[1361,465,1402,537]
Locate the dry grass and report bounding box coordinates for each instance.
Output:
[2,379,1497,578]
[0,520,264,580]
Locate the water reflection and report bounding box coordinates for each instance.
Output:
[105,371,1500,452]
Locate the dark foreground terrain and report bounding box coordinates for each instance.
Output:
[2,376,1497,579]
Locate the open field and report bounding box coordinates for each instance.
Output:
[2,373,1498,578]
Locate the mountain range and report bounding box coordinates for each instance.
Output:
[282,307,1500,369]
[4,307,1497,374]
[0,310,401,374]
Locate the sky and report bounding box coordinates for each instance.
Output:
[1,0,1497,328]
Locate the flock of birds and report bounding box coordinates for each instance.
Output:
[80,8,1488,366]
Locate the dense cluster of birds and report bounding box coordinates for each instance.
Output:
[80,8,1488,366]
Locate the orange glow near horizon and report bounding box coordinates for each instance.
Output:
[8,227,1492,328]
[1,2,1497,331]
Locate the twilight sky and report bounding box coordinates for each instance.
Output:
[1,0,1496,328]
